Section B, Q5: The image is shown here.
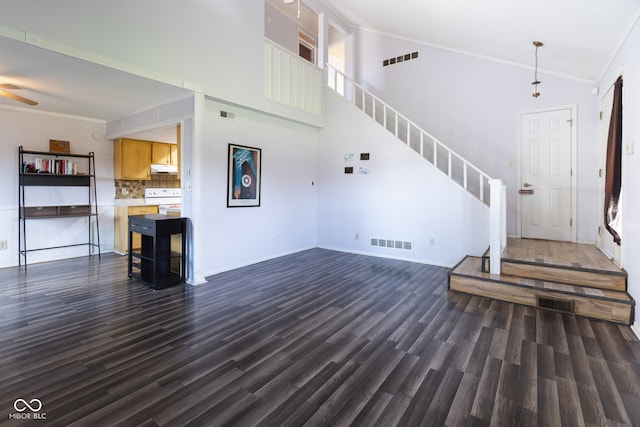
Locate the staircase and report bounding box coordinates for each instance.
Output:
[326,66,493,205]
[325,64,507,274]
[323,66,632,324]
[449,238,634,324]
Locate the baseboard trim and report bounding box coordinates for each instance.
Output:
[315,245,455,268]
[632,324,640,341]
[201,246,316,280]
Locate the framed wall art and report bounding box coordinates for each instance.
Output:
[227,143,262,207]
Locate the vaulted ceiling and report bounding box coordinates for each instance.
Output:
[0,1,638,122]
[320,0,640,82]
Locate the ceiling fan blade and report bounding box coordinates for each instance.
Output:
[0,90,38,106]
[0,84,21,90]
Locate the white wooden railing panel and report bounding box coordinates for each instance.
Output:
[264,39,322,116]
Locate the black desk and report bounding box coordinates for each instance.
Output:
[128,214,186,289]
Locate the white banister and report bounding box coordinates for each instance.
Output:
[394,114,399,138]
[489,179,506,274]
[463,163,468,190]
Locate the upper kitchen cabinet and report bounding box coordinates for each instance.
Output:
[170,144,178,166]
[151,142,171,165]
[114,138,151,180]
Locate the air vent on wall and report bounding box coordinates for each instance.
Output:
[383,51,419,67]
[220,110,235,120]
[371,238,412,251]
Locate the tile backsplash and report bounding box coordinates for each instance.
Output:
[115,175,180,199]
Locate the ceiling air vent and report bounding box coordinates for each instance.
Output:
[537,297,574,314]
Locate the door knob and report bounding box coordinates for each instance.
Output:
[523,182,532,187]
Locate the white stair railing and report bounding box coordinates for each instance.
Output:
[326,65,506,272]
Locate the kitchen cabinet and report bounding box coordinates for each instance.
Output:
[170,143,178,166]
[114,138,151,180]
[151,142,178,166]
[151,142,171,165]
[114,204,158,254]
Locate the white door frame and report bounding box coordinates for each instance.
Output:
[597,79,623,264]
[516,104,578,242]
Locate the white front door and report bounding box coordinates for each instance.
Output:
[520,108,574,241]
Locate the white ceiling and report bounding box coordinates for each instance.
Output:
[0,36,191,122]
[1,0,638,128]
[320,0,640,82]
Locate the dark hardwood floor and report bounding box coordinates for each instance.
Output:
[1,249,640,426]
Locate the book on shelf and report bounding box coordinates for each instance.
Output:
[23,158,77,175]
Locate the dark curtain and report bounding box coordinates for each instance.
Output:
[604,76,623,244]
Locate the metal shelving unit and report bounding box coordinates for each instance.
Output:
[18,146,101,269]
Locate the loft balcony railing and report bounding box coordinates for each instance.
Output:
[264,38,322,116]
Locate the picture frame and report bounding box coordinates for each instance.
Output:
[227,143,261,207]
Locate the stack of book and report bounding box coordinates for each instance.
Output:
[23,158,78,175]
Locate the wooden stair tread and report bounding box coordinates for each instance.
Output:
[481,240,627,291]
[502,237,624,274]
[452,256,633,303]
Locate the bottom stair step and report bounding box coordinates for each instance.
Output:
[449,256,634,324]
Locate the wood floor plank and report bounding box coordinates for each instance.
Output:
[0,249,639,425]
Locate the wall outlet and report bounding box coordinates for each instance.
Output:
[355,233,359,240]
[0,240,7,250]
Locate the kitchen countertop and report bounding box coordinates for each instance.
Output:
[113,198,158,206]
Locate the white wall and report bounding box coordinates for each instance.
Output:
[0,107,114,268]
[351,30,600,242]
[264,2,299,53]
[317,89,490,267]
[598,18,640,314]
[196,98,317,276]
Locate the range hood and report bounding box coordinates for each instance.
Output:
[150,164,178,174]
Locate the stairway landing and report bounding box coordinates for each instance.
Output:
[449,238,634,324]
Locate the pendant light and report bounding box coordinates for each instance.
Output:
[531,41,543,98]
[283,0,301,18]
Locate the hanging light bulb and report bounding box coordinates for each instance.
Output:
[283,0,301,18]
[531,41,543,98]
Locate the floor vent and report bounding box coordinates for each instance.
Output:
[537,297,574,314]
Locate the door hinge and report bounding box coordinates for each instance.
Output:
[598,225,601,235]
[600,111,603,120]
[570,169,573,177]
[599,168,603,177]
[570,218,573,226]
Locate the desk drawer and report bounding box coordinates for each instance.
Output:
[22,206,58,217]
[129,221,156,236]
[59,205,92,216]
